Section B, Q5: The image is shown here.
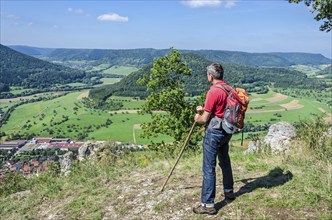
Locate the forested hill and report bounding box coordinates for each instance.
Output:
[8,45,54,57]
[89,52,327,100]
[47,48,170,68]
[268,52,331,65]
[89,53,211,100]
[191,50,331,66]
[8,45,331,67]
[0,44,88,89]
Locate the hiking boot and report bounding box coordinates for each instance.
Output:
[193,205,217,215]
[224,191,236,200]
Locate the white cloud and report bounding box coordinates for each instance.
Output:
[182,0,236,8]
[97,13,128,22]
[27,22,33,26]
[67,7,85,14]
[1,13,20,20]
[75,8,84,14]
[225,0,236,8]
[182,0,221,8]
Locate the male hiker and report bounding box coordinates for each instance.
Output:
[193,63,235,215]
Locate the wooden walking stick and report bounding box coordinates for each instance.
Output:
[160,121,197,192]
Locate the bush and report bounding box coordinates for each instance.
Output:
[0,173,28,196]
[296,117,332,161]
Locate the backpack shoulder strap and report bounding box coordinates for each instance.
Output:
[215,84,231,94]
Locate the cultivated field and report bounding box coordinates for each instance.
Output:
[1,86,330,145]
[1,59,331,145]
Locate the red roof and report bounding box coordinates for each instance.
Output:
[23,165,31,172]
[31,161,40,167]
[35,138,52,143]
[49,143,83,149]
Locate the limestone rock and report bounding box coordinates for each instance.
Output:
[78,141,145,162]
[60,151,73,176]
[78,141,104,161]
[246,122,297,154]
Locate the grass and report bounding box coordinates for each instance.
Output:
[66,82,87,87]
[290,64,330,77]
[1,88,331,144]
[100,78,122,84]
[103,65,139,75]
[0,135,331,219]
[8,86,34,95]
[1,92,173,144]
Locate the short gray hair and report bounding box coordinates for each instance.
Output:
[207,63,224,80]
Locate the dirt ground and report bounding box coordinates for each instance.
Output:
[77,91,89,100]
[319,108,332,123]
[265,93,288,103]
[280,100,304,110]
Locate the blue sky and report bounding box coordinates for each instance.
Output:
[1,0,331,58]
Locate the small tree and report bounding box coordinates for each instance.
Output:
[138,49,201,145]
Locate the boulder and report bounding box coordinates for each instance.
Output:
[60,151,73,176]
[246,122,297,154]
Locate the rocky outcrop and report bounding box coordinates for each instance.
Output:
[78,141,144,162]
[247,122,297,154]
[60,151,73,176]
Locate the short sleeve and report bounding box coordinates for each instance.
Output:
[204,90,216,113]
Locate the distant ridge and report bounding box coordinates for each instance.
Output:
[7,45,331,67]
[8,45,55,56]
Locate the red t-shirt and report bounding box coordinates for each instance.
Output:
[204,81,230,118]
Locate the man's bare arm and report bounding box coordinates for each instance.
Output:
[194,110,211,124]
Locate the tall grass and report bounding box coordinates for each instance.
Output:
[296,116,332,161]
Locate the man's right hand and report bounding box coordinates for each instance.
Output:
[196,106,204,114]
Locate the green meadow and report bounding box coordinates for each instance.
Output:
[0,91,172,144]
[102,65,139,75]
[1,86,331,145]
[290,64,328,77]
[100,78,121,85]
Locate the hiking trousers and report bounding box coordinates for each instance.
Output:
[201,127,234,206]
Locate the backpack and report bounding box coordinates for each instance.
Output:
[216,84,249,134]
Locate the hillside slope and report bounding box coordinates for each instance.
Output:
[7,45,55,56]
[0,44,88,89]
[0,143,330,219]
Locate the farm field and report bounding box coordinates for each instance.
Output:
[289,64,329,77]
[0,91,172,145]
[100,78,122,85]
[246,92,331,127]
[1,87,331,145]
[102,65,139,75]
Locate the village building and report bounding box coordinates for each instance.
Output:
[0,140,27,150]
[50,138,70,143]
[32,137,52,144]
[0,137,79,179]
[49,142,83,150]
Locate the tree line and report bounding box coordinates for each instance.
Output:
[89,52,329,101]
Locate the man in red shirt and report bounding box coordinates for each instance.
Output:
[193,63,235,215]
